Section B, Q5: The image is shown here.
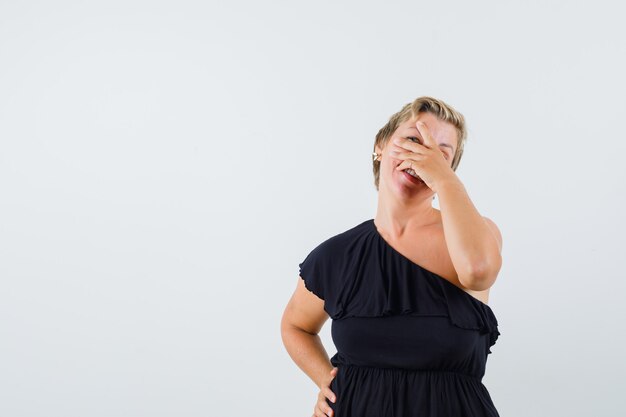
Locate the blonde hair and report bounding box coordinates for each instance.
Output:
[372,96,468,191]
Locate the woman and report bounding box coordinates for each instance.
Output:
[281,96,503,417]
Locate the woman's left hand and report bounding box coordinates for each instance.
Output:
[390,120,458,193]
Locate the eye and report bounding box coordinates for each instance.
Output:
[406,136,421,144]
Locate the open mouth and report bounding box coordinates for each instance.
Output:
[399,166,424,184]
[403,168,419,179]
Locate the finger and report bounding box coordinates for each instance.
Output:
[390,150,424,161]
[319,400,334,417]
[415,121,437,150]
[315,402,333,417]
[392,138,424,152]
[396,159,420,172]
[324,386,336,403]
[392,136,426,153]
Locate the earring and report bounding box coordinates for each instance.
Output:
[372,152,380,162]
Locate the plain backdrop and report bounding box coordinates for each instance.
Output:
[1,1,625,416]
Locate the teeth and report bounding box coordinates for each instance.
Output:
[403,168,419,178]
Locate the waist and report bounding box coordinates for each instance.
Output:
[334,362,482,381]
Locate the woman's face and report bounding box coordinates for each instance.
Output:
[376,112,458,196]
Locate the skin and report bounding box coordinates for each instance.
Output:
[281,112,503,417]
[376,112,503,294]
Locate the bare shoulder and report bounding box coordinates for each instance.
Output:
[482,216,503,252]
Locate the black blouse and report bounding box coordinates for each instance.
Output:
[299,219,501,417]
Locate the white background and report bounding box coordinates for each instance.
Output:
[1,1,625,416]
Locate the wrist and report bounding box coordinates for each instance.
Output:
[433,175,464,194]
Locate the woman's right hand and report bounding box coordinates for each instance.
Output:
[313,367,338,417]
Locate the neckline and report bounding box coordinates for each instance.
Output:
[368,218,494,311]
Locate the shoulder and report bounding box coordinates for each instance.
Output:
[482,216,503,251]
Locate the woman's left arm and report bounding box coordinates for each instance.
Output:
[435,178,503,291]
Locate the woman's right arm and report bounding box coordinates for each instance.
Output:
[281,277,337,416]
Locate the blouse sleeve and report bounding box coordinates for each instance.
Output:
[298,240,333,301]
[298,232,348,319]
